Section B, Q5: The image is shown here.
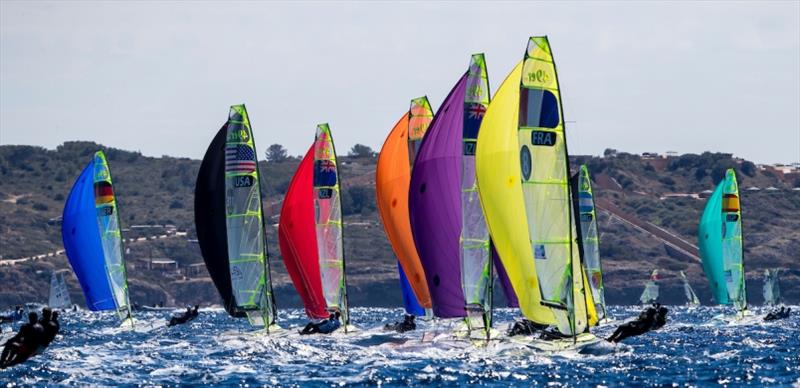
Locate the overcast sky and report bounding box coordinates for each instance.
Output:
[1,1,798,164]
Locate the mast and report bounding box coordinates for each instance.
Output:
[409,73,469,319]
[375,97,434,317]
[195,105,274,327]
[313,123,350,329]
[247,107,278,326]
[278,147,329,320]
[699,169,745,313]
[520,36,588,336]
[575,165,605,321]
[62,151,132,323]
[94,151,133,322]
[461,53,495,336]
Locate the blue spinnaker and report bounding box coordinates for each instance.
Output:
[398,261,425,316]
[62,160,116,311]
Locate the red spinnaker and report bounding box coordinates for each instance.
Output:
[278,146,328,319]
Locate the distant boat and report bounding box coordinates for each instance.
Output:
[279,124,353,331]
[763,269,781,306]
[680,271,700,306]
[195,104,277,329]
[375,96,435,317]
[639,270,660,305]
[698,169,749,317]
[573,165,608,321]
[408,54,517,335]
[62,151,133,325]
[475,36,599,348]
[48,271,72,310]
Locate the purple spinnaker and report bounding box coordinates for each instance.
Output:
[409,73,468,318]
[493,246,519,308]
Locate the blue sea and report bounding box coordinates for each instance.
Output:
[1,306,798,386]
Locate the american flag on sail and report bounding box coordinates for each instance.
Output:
[226,144,256,173]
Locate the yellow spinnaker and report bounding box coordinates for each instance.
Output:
[475,60,556,326]
[477,37,597,333]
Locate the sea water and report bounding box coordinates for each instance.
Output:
[1,305,798,386]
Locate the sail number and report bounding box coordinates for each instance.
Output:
[234,176,254,188]
[527,69,550,84]
[531,130,557,146]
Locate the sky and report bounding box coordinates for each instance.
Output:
[1,1,798,164]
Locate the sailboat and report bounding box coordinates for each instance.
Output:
[408,54,517,341]
[680,271,700,306]
[639,270,660,305]
[376,96,435,318]
[698,168,751,320]
[62,150,133,326]
[195,104,278,330]
[762,269,781,306]
[48,271,72,310]
[279,124,354,333]
[475,36,600,351]
[573,165,608,322]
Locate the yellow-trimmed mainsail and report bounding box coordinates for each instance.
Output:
[313,123,351,329]
[476,36,591,336]
[224,105,276,327]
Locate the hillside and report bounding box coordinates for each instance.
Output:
[1,142,797,308]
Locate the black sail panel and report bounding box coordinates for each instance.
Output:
[195,124,245,317]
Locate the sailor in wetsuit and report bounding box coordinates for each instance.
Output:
[384,314,416,333]
[607,304,668,343]
[764,306,791,322]
[508,319,550,337]
[168,305,199,327]
[38,308,60,348]
[0,312,44,368]
[300,311,342,335]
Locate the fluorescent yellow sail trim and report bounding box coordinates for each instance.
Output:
[475,60,555,325]
[583,270,598,326]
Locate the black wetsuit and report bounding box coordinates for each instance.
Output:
[607,305,667,343]
[300,313,341,335]
[764,307,791,322]
[508,319,549,337]
[39,317,60,347]
[384,315,416,333]
[168,308,198,327]
[1,321,44,368]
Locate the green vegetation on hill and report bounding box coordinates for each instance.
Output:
[0,142,797,308]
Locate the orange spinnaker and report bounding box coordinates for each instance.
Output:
[376,114,432,308]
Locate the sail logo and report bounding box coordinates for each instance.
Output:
[531,130,557,146]
[534,244,547,259]
[227,128,250,143]
[467,85,484,99]
[527,69,549,84]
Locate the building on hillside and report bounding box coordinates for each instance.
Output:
[659,193,700,200]
[185,263,207,277]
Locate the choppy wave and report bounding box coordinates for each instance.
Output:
[1,305,798,386]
